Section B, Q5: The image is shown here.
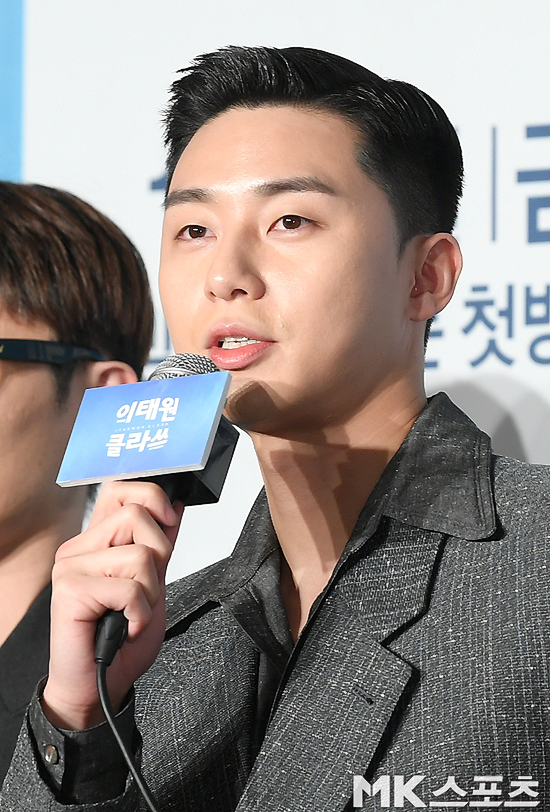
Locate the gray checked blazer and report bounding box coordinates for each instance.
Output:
[2,393,550,811]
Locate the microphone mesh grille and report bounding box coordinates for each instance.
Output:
[149,353,219,380]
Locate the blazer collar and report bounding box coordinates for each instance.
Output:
[166,392,497,631]
[381,392,496,540]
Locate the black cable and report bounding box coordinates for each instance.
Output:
[95,610,160,812]
[96,663,160,812]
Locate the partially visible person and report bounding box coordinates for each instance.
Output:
[0,181,154,784]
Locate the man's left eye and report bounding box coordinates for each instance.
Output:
[274,215,310,230]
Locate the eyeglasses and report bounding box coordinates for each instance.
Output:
[0,338,105,364]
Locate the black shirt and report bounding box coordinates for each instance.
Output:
[0,584,50,786]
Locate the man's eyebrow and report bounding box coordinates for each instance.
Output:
[164,188,212,209]
[164,176,337,210]
[253,176,338,197]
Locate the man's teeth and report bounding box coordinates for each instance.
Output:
[219,336,261,349]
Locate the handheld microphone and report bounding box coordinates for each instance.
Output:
[90,355,239,811]
[91,352,239,663]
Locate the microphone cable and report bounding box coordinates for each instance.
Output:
[95,610,160,812]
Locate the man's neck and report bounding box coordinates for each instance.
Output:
[249,387,427,639]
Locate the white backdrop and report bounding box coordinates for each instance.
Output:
[16,0,550,579]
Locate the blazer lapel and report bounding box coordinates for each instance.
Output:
[235,596,412,811]
[236,521,447,811]
[335,518,448,643]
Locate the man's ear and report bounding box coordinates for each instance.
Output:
[84,360,139,389]
[407,233,462,322]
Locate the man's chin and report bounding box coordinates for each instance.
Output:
[223,378,280,432]
[223,380,334,440]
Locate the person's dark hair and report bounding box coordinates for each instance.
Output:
[0,182,154,400]
[163,46,463,251]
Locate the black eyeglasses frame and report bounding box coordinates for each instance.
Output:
[0,338,105,365]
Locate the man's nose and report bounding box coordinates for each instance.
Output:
[204,239,266,302]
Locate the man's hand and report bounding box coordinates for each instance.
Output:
[42,481,183,731]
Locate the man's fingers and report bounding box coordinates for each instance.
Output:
[88,480,180,529]
[54,570,155,639]
[56,502,177,573]
[53,543,162,611]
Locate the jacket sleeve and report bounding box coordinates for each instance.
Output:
[0,684,140,811]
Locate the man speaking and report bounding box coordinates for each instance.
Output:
[2,47,548,811]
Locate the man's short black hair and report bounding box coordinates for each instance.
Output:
[163,46,463,251]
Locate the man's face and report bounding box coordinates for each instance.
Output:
[0,305,86,540]
[160,105,419,435]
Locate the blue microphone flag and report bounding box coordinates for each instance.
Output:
[57,371,232,487]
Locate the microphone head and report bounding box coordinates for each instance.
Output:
[149,353,219,380]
